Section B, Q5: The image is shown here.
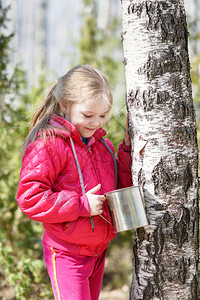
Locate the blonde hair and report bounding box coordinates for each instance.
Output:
[22,65,113,155]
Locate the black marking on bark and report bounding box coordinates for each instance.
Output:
[143,281,154,299]
[127,88,140,109]
[168,74,183,95]
[132,237,141,287]
[177,257,187,284]
[173,101,186,119]
[173,206,190,248]
[164,256,189,283]
[123,57,127,66]
[137,227,146,244]
[191,275,199,300]
[153,225,165,256]
[152,159,171,195]
[138,48,183,80]
[128,87,170,112]
[153,225,165,298]
[127,2,144,16]
[173,101,194,120]
[163,210,172,225]
[138,168,145,187]
[150,202,167,211]
[142,88,169,111]
[152,157,193,196]
[121,31,127,42]
[183,162,193,193]
[173,125,196,143]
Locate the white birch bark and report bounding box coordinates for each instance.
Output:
[121,0,199,299]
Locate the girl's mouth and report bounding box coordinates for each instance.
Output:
[86,128,96,131]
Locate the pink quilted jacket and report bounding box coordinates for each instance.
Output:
[17,114,132,256]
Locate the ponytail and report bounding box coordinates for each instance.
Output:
[29,82,61,131]
[21,82,63,155]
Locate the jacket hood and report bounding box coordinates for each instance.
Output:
[49,114,107,146]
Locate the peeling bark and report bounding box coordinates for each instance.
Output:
[121,0,199,299]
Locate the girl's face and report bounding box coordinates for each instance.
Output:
[67,98,110,138]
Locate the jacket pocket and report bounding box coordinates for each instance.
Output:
[64,220,77,235]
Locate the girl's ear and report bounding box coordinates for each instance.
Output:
[60,103,70,121]
[60,103,68,114]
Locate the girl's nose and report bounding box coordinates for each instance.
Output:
[91,118,101,127]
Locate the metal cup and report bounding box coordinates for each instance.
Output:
[105,186,149,233]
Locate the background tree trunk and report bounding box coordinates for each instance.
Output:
[121,0,199,299]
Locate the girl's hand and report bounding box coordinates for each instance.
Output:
[124,113,131,146]
[86,184,106,216]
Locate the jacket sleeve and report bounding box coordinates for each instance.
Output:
[16,138,91,223]
[104,139,132,188]
[117,140,132,188]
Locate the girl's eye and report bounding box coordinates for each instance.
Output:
[83,114,92,118]
[100,115,106,118]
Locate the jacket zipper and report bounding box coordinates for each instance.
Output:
[87,146,102,192]
[86,145,112,240]
[87,146,95,232]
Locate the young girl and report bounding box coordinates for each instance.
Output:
[16,65,132,300]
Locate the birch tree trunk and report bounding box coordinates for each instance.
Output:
[121,0,199,299]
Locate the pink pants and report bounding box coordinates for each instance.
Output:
[43,242,107,300]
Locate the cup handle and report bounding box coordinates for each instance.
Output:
[99,214,112,225]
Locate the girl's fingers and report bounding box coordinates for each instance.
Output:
[87,184,101,194]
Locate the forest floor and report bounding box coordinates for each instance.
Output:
[100,287,129,300]
[100,245,132,300]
